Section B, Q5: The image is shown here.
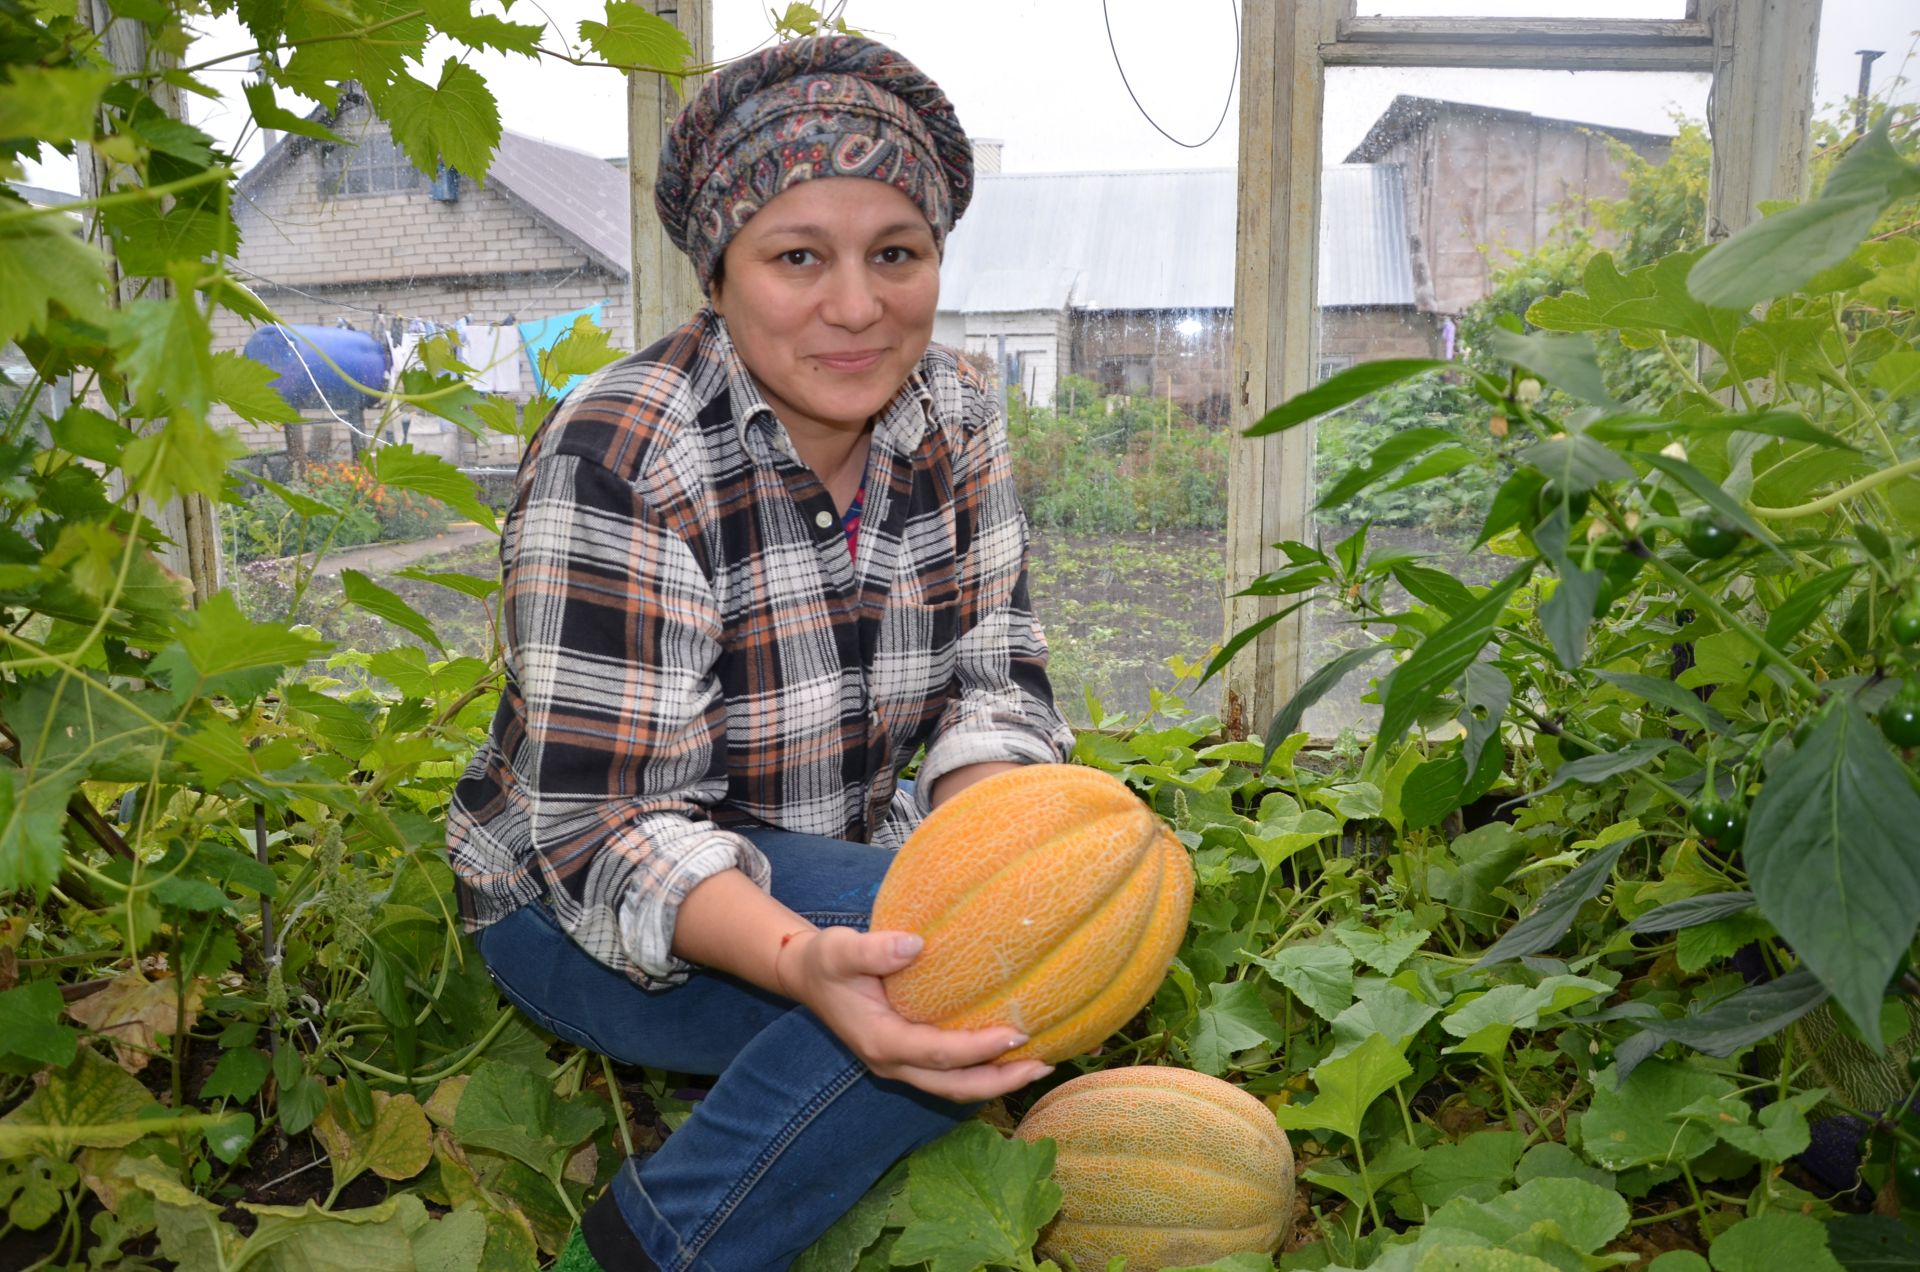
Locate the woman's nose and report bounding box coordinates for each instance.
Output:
[820,264,884,330]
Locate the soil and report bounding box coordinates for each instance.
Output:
[1025,523,1493,734]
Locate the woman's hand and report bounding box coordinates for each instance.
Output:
[782,926,1054,1103]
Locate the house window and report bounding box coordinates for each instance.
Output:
[321,134,423,197]
[1097,355,1154,396]
[1316,354,1355,383]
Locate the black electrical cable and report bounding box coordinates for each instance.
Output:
[1101,0,1240,150]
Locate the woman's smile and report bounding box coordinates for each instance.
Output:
[811,349,887,372]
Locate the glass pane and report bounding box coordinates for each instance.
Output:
[1356,2,1690,17]
[178,11,632,647]
[1303,65,1710,738]
[1814,4,1920,134]
[714,1,1242,725]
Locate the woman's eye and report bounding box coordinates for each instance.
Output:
[876,246,916,265]
[781,249,816,266]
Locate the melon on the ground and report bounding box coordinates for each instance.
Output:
[1013,1065,1296,1270]
[872,763,1193,1063]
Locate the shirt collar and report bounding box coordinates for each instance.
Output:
[706,309,937,462]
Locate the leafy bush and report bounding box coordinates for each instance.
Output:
[5,0,1919,1268]
[1313,375,1507,532]
[1219,109,1920,1258]
[1009,374,1228,532]
[225,459,453,562]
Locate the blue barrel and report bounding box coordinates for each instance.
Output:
[240,324,389,411]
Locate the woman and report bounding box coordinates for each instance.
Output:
[446,34,1075,1272]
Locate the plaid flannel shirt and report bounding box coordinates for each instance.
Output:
[447,309,1073,986]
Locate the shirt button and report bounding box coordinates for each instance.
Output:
[815,510,834,529]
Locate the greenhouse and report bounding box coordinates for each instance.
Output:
[2,0,1919,1268]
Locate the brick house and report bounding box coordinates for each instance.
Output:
[215,86,633,468]
[1345,95,1673,318]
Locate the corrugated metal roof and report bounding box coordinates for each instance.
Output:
[1320,165,1417,308]
[938,166,1414,314]
[489,130,631,277]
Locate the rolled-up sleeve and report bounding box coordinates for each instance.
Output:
[503,452,770,985]
[913,403,1074,811]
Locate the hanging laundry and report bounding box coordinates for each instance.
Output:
[518,303,605,398]
[471,325,525,395]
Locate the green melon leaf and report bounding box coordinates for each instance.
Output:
[1271,1032,1411,1140]
[1709,1212,1845,1272]
[0,981,78,1070]
[890,1121,1059,1272]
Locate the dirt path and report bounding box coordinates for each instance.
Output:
[304,522,497,577]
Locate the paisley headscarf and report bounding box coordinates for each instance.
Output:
[655,35,974,293]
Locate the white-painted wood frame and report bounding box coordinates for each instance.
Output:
[1223,0,1822,738]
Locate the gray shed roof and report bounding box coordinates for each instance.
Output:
[1346,95,1676,164]
[490,130,630,276]
[938,166,1414,314]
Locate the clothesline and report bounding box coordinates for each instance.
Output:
[257,301,610,457]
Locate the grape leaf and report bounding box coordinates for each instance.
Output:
[210,350,300,425]
[384,60,500,186]
[371,444,499,530]
[342,570,445,653]
[579,1,696,72]
[151,591,331,704]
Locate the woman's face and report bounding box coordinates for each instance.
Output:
[710,178,941,445]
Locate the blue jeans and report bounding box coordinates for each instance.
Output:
[473,826,974,1271]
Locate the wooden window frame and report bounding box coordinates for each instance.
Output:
[320,133,425,199]
[1223,0,1822,737]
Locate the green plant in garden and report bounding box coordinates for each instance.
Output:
[0,1,678,1266]
[1008,374,1230,532]
[6,0,1920,1269]
[1196,108,1920,1264]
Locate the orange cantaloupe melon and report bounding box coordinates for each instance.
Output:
[1013,1065,1296,1270]
[872,764,1193,1063]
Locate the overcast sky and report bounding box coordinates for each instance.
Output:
[18,1,1920,188]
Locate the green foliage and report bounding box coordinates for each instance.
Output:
[1009,375,1229,532]
[225,456,459,564]
[6,1,1920,1268]
[1206,104,1920,1268]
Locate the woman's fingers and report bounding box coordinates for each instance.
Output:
[883,1058,1054,1104]
[870,1017,1029,1071]
[797,927,1051,1099]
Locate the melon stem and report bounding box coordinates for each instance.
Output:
[1352,1134,1387,1232]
